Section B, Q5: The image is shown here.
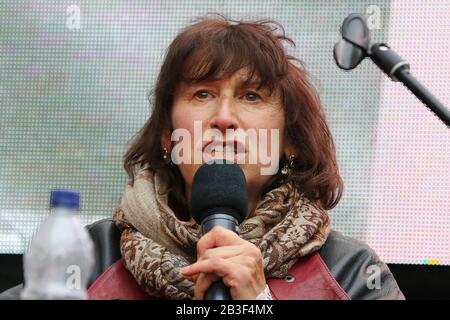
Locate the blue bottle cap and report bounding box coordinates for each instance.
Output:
[50,190,80,209]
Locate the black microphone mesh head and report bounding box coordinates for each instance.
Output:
[189,161,248,225]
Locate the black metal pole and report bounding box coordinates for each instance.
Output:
[394,68,450,128]
[369,43,450,128]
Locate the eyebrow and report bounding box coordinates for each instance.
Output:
[186,78,263,89]
[239,79,262,87]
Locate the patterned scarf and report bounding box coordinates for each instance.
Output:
[113,166,331,300]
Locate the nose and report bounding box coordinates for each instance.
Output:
[208,96,239,133]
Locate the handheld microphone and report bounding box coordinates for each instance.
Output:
[189,160,248,300]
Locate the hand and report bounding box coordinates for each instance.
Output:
[181,226,266,300]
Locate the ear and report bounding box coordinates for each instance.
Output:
[283,139,297,159]
[161,128,171,150]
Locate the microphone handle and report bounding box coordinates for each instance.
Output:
[205,280,232,300]
[201,213,240,300]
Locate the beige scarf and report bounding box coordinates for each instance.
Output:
[113,166,331,300]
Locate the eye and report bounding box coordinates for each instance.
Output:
[243,92,261,102]
[193,90,211,100]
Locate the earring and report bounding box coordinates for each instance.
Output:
[162,147,169,161]
[281,154,295,176]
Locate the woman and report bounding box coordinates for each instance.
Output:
[112,16,405,300]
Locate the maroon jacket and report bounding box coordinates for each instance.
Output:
[86,220,405,300]
[0,219,405,300]
[88,251,349,300]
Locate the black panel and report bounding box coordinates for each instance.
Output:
[387,263,450,300]
[0,255,23,293]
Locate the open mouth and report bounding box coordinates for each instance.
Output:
[202,140,247,162]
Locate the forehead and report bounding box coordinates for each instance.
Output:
[180,68,262,88]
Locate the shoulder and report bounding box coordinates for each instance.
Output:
[318,230,405,300]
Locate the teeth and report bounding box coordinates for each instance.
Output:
[206,143,242,154]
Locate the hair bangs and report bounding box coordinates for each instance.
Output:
[179,27,287,95]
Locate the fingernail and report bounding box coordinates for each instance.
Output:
[181,266,189,273]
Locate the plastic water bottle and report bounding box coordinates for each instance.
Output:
[21,190,94,300]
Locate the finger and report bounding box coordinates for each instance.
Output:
[194,273,220,300]
[183,252,264,286]
[197,244,246,261]
[196,226,243,258]
[183,273,198,282]
[206,256,266,300]
[181,257,236,278]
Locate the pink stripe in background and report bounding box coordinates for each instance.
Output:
[366,0,450,265]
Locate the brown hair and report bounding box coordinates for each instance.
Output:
[123,15,343,219]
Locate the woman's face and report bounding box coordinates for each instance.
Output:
[166,68,287,214]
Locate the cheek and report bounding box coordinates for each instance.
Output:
[247,113,285,155]
[170,103,204,189]
[171,105,194,131]
[272,111,286,153]
[277,115,286,155]
[268,114,285,152]
[242,113,285,183]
